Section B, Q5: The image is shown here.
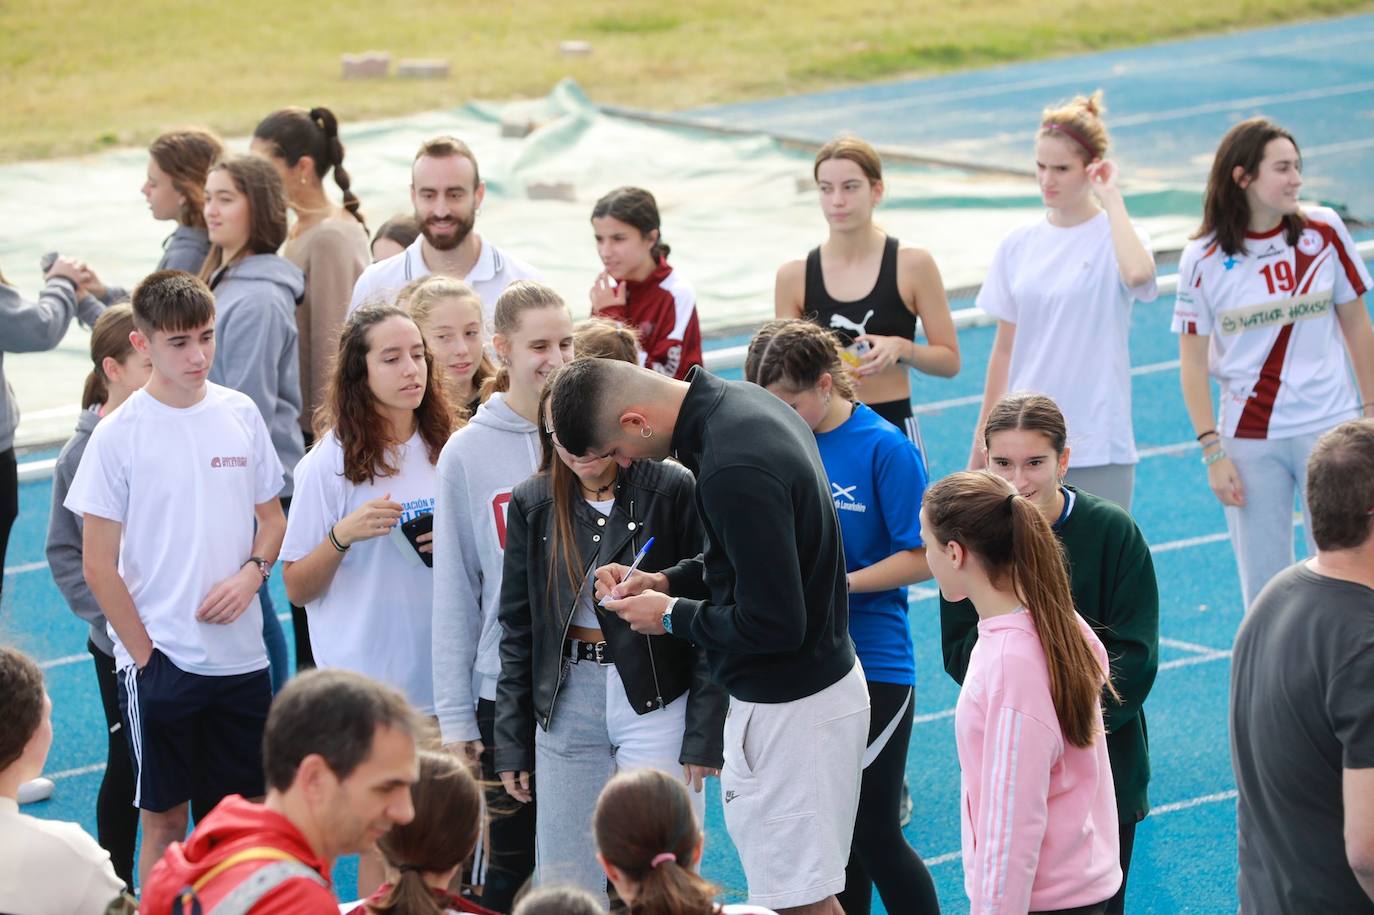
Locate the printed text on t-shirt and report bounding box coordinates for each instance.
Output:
[1216,290,1332,336]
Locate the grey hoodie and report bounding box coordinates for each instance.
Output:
[98,225,213,305]
[0,277,97,451]
[207,254,305,495]
[432,392,541,743]
[46,406,111,654]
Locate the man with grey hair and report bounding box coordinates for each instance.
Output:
[1230,418,1374,912]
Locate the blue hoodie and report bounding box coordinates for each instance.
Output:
[207,253,305,495]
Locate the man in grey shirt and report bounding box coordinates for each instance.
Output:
[1230,418,1374,913]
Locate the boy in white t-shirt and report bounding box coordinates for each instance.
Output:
[64,270,286,889]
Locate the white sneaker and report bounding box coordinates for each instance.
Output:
[17,777,54,805]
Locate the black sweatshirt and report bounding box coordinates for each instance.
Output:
[662,368,855,703]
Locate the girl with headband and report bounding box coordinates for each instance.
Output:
[969,91,1157,511]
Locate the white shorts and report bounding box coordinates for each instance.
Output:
[720,660,870,909]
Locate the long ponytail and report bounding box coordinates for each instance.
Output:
[925,470,1116,748]
[369,751,482,915]
[593,769,718,915]
[252,105,366,228]
[83,304,138,409]
[309,106,365,227]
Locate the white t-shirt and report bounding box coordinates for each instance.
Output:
[348,233,539,321]
[1171,206,1370,439]
[569,497,615,629]
[0,797,127,915]
[978,211,1157,467]
[64,384,283,675]
[281,430,438,713]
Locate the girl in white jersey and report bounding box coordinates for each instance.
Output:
[432,280,574,912]
[1173,118,1374,609]
[970,91,1158,511]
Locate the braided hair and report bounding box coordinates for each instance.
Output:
[253,105,365,227]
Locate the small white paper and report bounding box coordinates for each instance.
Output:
[389,520,422,568]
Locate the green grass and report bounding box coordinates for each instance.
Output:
[1,0,1371,161]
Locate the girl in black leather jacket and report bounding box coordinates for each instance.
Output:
[494,376,725,902]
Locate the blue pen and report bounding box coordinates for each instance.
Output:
[600,536,654,607]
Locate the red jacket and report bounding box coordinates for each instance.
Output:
[597,259,701,380]
[140,795,336,915]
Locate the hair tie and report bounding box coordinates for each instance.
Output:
[1005,492,1017,513]
[650,852,676,869]
[398,863,424,874]
[1041,121,1098,160]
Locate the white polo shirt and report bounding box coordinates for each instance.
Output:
[348,233,539,321]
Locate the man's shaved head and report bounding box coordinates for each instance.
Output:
[547,358,647,456]
[549,357,673,456]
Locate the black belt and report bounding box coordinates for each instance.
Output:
[564,638,612,666]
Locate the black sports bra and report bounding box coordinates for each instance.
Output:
[804,235,916,344]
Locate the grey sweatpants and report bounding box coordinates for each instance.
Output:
[533,656,699,907]
[1224,433,1320,611]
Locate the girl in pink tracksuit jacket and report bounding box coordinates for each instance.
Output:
[922,470,1122,915]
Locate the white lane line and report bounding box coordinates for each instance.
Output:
[1160,651,1231,672]
[913,649,1230,728]
[1151,531,1230,554]
[921,789,1238,867]
[1112,80,1374,128]
[49,762,107,781]
[38,653,87,670]
[1159,636,1223,656]
[914,707,957,725]
[912,359,1182,417]
[4,559,49,575]
[1152,789,1238,815]
[725,28,1374,129]
[1137,441,1197,459]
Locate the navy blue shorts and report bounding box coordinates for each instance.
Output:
[116,649,271,813]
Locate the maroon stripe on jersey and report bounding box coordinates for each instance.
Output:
[1184,320,1198,335]
[1332,233,1368,297]
[1298,249,1333,296]
[1235,323,1296,438]
[1307,219,1368,297]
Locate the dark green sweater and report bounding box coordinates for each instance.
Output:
[940,486,1160,822]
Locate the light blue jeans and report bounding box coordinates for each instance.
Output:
[533,655,698,907]
[1223,432,1321,611]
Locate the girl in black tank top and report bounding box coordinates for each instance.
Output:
[805,235,916,346]
[804,235,926,450]
[776,136,960,461]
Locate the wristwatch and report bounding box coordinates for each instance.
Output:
[244,556,270,582]
[661,597,678,635]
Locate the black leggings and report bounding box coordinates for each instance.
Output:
[89,640,138,889]
[1106,818,1137,914]
[838,681,940,915]
[476,697,536,912]
[0,447,16,599]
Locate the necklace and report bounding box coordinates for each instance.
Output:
[580,472,617,500]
